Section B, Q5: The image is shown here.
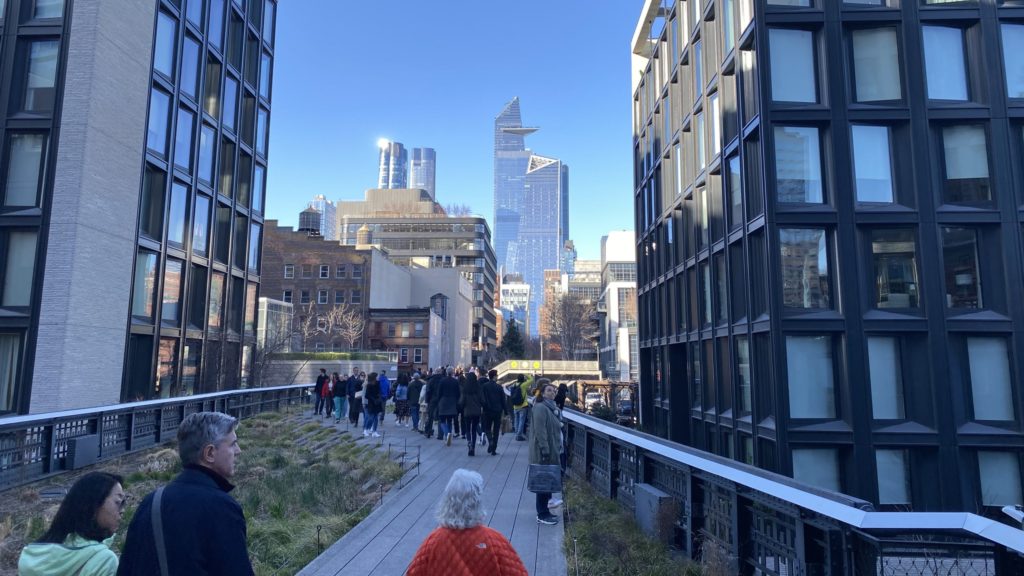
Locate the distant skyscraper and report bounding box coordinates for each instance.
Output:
[309,195,337,239]
[492,97,568,335]
[410,147,437,200]
[377,140,408,189]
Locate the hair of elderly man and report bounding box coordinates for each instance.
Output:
[436,468,486,529]
[177,411,239,467]
[446,366,455,376]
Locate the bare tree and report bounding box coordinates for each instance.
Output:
[444,203,473,217]
[250,311,295,387]
[546,293,600,361]
[326,302,366,350]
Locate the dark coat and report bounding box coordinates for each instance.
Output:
[346,375,361,399]
[459,376,485,417]
[314,372,328,395]
[117,466,253,576]
[408,377,424,405]
[364,379,383,413]
[436,376,461,417]
[481,378,508,415]
[426,373,444,408]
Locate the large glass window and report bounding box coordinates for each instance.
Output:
[188,264,206,329]
[193,194,210,256]
[21,40,58,113]
[256,108,268,156]
[222,76,237,132]
[208,271,225,330]
[147,88,171,156]
[220,138,234,197]
[4,133,46,207]
[198,125,215,184]
[252,164,265,213]
[132,250,159,320]
[1003,24,1024,99]
[942,227,981,308]
[923,26,968,101]
[174,108,194,172]
[769,29,816,103]
[851,27,901,102]
[154,12,177,79]
[774,126,823,203]
[851,125,893,203]
[694,39,703,93]
[181,35,201,100]
[780,228,830,309]
[33,0,63,18]
[941,125,990,204]
[867,336,905,419]
[978,452,1022,506]
[259,53,271,99]
[736,336,751,414]
[727,155,742,228]
[967,337,1014,421]
[695,112,706,172]
[203,56,221,117]
[208,0,224,50]
[233,214,246,269]
[186,0,204,27]
[248,222,261,271]
[786,335,836,418]
[167,182,188,247]
[2,231,37,307]
[0,334,21,413]
[162,258,183,325]
[872,229,919,308]
[214,204,230,263]
[876,450,910,505]
[140,166,165,240]
[792,448,840,492]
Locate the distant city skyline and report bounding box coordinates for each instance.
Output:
[264,1,640,260]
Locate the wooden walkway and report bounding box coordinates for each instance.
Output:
[297,413,567,576]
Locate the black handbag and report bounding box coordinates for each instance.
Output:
[527,464,562,493]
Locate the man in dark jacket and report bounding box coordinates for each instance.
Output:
[408,373,425,432]
[118,412,253,575]
[436,367,461,446]
[313,368,328,416]
[423,368,444,439]
[480,369,509,456]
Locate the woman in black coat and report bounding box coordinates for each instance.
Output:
[347,373,363,426]
[436,369,462,445]
[459,372,485,456]
[362,372,383,437]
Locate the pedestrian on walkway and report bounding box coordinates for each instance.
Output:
[529,379,562,525]
[407,469,527,576]
[510,374,530,441]
[347,371,363,426]
[313,368,329,416]
[362,372,383,438]
[408,372,425,431]
[436,367,461,446]
[424,368,443,438]
[18,472,125,576]
[331,372,346,424]
[481,369,508,456]
[459,372,484,456]
[394,373,410,427]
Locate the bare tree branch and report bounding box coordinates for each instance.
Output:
[546,293,600,361]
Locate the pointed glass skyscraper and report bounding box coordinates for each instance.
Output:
[493,97,568,335]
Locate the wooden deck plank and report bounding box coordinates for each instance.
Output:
[297,415,567,576]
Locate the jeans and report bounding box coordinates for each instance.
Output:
[333,396,347,421]
[463,416,480,449]
[481,412,502,453]
[363,409,378,432]
[514,407,528,437]
[440,416,455,439]
[536,492,552,517]
[411,404,421,429]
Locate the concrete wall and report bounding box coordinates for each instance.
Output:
[262,359,397,387]
[368,249,412,309]
[30,0,155,412]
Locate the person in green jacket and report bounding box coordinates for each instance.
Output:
[18,471,126,576]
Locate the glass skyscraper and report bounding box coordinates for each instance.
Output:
[377,140,408,189]
[410,147,436,201]
[492,97,568,335]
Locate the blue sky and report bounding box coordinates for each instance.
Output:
[265,1,642,260]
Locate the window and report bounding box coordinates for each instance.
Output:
[154,12,177,79]
[186,0,204,26]
[876,450,910,505]
[351,290,362,304]
[723,0,736,54]
[335,290,345,304]
[978,452,1022,506]
[301,264,312,278]
[774,126,823,203]
[282,289,291,303]
[2,231,37,307]
[33,0,63,18]
[851,28,901,102]
[209,0,225,49]
[319,264,329,278]
[726,155,742,229]
[260,52,271,99]
[792,448,841,492]
[867,337,905,419]
[222,76,238,132]
[132,250,158,320]
[710,93,721,157]
[387,322,396,337]
[786,334,836,418]
[208,272,225,331]
[162,258,183,326]
[942,227,981,308]
[923,26,968,101]
[203,56,221,117]
[941,125,990,204]
[316,317,327,332]
[317,289,328,304]
[256,108,268,155]
[21,40,59,113]
[220,138,234,198]
[299,289,310,304]
[852,125,894,203]
[336,264,346,278]
[352,264,363,279]
[193,194,210,256]
[198,125,215,184]
[315,342,326,353]
[248,223,260,272]
[414,322,424,337]
[147,89,171,155]
[414,348,422,363]
[1002,24,1024,98]
[400,348,408,363]
[167,182,188,247]
[872,229,919,308]
[284,264,294,278]
[695,111,706,172]
[770,29,816,103]
[232,214,246,269]
[187,265,207,329]
[736,336,752,414]
[252,164,265,213]
[967,337,1015,421]
[694,39,703,93]
[780,228,830,309]
[4,133,46,207]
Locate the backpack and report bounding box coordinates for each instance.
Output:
[510,384,524,406]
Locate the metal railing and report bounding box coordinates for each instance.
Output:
[564,410,1024,576]
[0,384,310,492]
[492,359,602,380]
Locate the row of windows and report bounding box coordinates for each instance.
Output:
[370,321,427,338]
[282,289,362,306]
[283,263,364,279]
[125,334,251,401]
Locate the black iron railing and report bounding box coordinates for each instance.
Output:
[0,384,310,492]
[564,410,1024,576]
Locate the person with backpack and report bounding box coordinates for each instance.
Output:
[509,374,530,441]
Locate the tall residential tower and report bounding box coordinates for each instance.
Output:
[410,147,437,201]
[377,139,408,189]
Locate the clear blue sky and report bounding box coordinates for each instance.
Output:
[265,1,642,261]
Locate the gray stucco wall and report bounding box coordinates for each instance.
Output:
[30,0,155,412]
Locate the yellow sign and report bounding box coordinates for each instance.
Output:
[510,361,519,368]
[532,361,541,369]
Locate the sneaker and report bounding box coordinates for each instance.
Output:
[362,430,370,437]
[371,432,381,438]
[548,498,563,508]
[445,433,452,447]
[537,515,558,525]
[515,435,526,442]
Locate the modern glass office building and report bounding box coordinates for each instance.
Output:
[377,140,408,190]
[633,0,1024,512]
[410,147,436,201]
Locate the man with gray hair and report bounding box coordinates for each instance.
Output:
[118,412,253,575]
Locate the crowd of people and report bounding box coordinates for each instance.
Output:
[18,366,568,575]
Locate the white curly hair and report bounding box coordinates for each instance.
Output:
[436,469,487,529]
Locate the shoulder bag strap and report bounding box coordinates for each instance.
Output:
[151,486,170,576]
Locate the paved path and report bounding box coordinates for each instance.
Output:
[298,414,567,576]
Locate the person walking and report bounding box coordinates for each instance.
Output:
[408,372,425,432]
[529,379,562,525]
[313,368,329,417]
[459,372,484,456]
[407,469,527,576]
[394,373,410,427]
[510,374,530,441]
[118,412,253,575]
[480,369,508,456]
[436,367,461,446]
[378,368,391,427]
[331,372,347,424]
[363,372,383,438]
[347,371,363,427]
[424,367,444,439]
[19,472,125,576]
